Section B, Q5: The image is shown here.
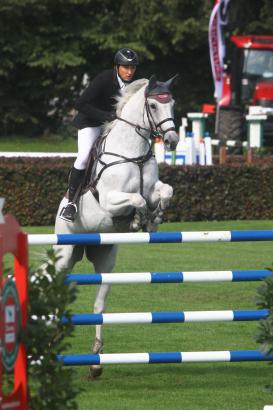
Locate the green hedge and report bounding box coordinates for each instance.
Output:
[161,163,273,221]
[0,157,73,225]
[1,157,273,225]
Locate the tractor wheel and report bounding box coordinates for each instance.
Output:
[218,106,244,143]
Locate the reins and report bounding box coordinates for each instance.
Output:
[89,92,175,197]
[90,133,154,196]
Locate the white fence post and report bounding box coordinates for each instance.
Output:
[185,132,194,165]
[187,113,208,164]
[245,114,267,148]
[204,132,213,165]
[154,138,165,163]
[175,117,188,165]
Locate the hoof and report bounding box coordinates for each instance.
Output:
[87,365,103,380]
[130,222,140,231]
[88,338,104,379]
[130,216,140,231]
[93,337,104,354]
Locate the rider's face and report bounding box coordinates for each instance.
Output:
[117,65,136,82]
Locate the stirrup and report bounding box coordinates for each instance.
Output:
[59,202,78,222]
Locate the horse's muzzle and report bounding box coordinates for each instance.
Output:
[164,130,179,151]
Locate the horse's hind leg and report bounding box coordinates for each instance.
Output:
[89,283,110,379]
[53,244,84,272]
[85,244,118,379]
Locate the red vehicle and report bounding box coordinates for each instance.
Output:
[206,35,273,144]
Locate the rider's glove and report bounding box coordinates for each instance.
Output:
[106,111,117,121]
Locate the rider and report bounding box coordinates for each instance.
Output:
[60,48,139,222]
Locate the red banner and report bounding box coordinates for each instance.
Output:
[208,0,230,101]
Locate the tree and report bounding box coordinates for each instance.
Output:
[0,0,272,136]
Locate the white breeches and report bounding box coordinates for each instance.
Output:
[74,126,101,170]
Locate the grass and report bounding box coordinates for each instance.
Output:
[23,220,273,410]
[0,134,76,152]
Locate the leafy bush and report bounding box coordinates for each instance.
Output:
[256,269,273,391]
[26,249,80,409]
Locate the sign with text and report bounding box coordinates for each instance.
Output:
[1,279,22,372]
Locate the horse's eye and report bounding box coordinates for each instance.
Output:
[150,103,156,110]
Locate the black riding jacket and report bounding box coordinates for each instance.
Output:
[72,68,122,129]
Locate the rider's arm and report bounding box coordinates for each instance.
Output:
[74,71,112,122]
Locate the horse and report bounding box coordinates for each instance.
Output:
[54,75,179,378]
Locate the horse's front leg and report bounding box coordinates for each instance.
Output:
[157,180,174,210]
[101,190,148,231]
[147,180,174,226]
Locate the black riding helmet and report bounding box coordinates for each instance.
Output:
[114,48,139,66]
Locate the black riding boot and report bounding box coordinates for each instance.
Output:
[60,167,85,222]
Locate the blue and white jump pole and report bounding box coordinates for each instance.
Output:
[62,309,269,325]
[27,229,273,368]
[58,350,273,366]
[28,230,273,245]
[65,270,272,285]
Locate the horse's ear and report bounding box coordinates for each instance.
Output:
[165,73,179,90]
[147,75,157,92]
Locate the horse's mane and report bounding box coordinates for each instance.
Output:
[103,78,148,134]
[116,78,148,115]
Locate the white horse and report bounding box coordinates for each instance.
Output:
[54,75,179,378]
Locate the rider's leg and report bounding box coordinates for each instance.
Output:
[60,126,101,222]
[59,167,86,222]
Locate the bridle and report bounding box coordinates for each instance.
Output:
[89,90,176,197]
[144,92,176,140]
[115,92,176,143]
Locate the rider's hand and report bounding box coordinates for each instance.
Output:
[106,111,116,121]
